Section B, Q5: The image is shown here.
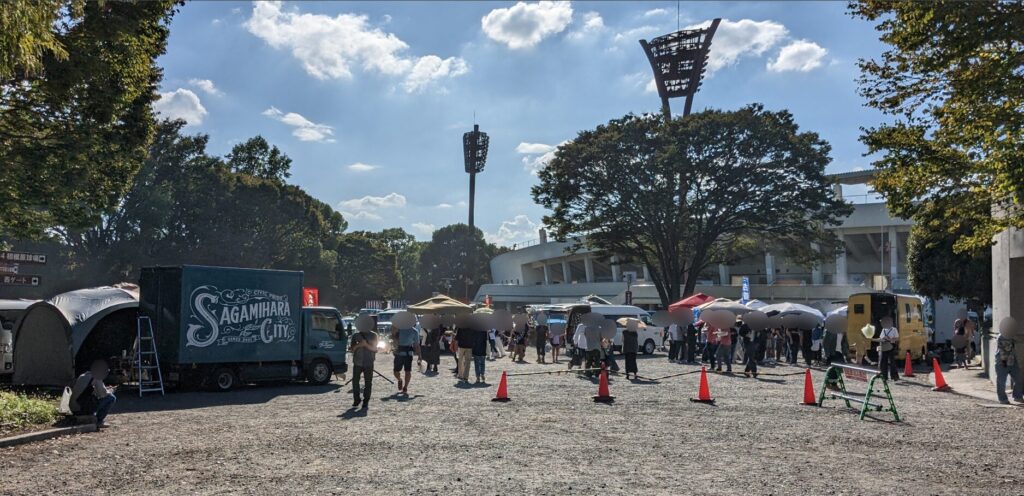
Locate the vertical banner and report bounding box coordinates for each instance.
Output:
[302,287,319,307]
[740,276,750,304]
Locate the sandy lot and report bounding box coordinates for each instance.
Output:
[1,352,1022,495]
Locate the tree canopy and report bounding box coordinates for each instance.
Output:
[0,0,179,239]
[533,105,851,306]
[851,0,1024,253]
[418,224,501,301]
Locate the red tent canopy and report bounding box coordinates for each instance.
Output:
[668,293,715,312]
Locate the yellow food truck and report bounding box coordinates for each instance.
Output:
[846,292,927,364]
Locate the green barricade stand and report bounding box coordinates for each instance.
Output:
[818,363,900,422]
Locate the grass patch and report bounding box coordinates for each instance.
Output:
[0,391,58,435]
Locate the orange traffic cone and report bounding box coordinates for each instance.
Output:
[931,358,951,392]
[492,371,511,402]
[800,368,818,406]
[690,367,715,404]
[593,367,615,404]
[903,351,915,378]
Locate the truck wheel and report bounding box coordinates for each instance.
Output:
[211,367,237,392]
[643,340,656,355]
[307,359,332,385]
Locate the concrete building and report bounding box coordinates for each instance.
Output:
[475,171,912,309]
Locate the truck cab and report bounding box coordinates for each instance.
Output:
[302,306,351,384]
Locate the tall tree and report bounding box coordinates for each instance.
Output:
[360,228,427,299]
[225,135,293,182]
[332,232,401,310]
[0,0,179,239]
[851,1,1024,253]
[533,106,851,306]
[419,224,497,301]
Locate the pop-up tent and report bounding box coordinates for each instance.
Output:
[407,295,473,315]
[12,286,138,386]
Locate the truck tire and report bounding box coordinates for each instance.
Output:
[211,367,237,392]
[307,359,332,385]
[643,339,656,355]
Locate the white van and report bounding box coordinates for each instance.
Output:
[587,304,664,355]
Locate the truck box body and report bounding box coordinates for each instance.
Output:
[139,266,304,365]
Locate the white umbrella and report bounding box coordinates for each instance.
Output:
[827,306,848,318]
[745,299,769,310]
[697,298,752,315]
[760,302,825,320]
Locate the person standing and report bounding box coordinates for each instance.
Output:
[471,325,489,384]
[392,319,421,395]
[69,360,117,427]
[570,321,587,370]
[455,322,475,382]
[421,323,442,374]
[995,317,1022,404]
[787,328,801,365]
[622,320,640,379]
[349,318,379,410]
[550,324,564,363]
[684,321,699,363]
[487,327,501,360]
[706,324,720,370]
[667,321,682,363]
[738,320,756,378]
[534,321,549,364]
[876,316,900,382]
[583,322,602,377]
[714,326,732,373]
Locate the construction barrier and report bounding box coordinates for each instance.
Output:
[818,363,900,421]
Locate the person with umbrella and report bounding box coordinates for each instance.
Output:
[419,315,443,375]
[684,319,699,364]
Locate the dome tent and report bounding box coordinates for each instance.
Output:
[12,286,138,386]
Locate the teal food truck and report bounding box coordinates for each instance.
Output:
[139,265,349,391]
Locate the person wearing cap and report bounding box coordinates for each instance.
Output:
[875,316,900,381]
[994,317,1022,404]
[70,360,116,427]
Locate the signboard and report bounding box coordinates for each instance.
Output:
[622,271,637,285]
[1,275,40,286]
[302,287,319,306]
[740,276,750,303]
[0,264,18,274]
[624,290,633,306]
[0,252,47,264]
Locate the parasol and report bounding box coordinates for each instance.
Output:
[668,293,715,312]
[407,295,473,315]
[698,298,753,315]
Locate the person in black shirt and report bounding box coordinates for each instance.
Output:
[684,322,699,363]
[622,320,640,379]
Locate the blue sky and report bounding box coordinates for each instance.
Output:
[153,1,887,246]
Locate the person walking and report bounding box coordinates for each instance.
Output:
[738,320,757,378]
[995,317,1022,404]
[487,327,502,360]
[622,320,640,379]
[876,316,900,382]
[421,323,442,374]
[455,321,475,382]
[349,317,379,410]
[667,321,682,363]
[569,321,587,370]
[534,321,549,364]
[550,324,564,363]
[391,316,421,395]
[684,321,699,363]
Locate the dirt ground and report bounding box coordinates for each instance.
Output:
[1,351,1022,495]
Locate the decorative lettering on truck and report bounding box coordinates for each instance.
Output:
[186,285,297,348]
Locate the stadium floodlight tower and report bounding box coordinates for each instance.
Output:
[462,124,489,230]
[639,18,721,123]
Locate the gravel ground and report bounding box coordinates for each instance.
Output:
[1,352,1022,495]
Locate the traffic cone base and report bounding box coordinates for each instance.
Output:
[903,351,915,378]
[930,357,952,392]
[800,368,818,406]
[690,367,715,404]
[593,369,615,403]
[492,371,511,402]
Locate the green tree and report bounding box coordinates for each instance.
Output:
[0,0,179,239]
[419,224,498,301]
[532,106,851,306]
[851,0,1024,253]
[907,198,992,312]
[332,232,401,310]
[360,228,428,299]
[226,135,293,182]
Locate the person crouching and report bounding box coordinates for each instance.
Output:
[70,360,117,427]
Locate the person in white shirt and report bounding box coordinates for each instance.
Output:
[667,323,682,363]
[875,316,900,381]
[70,360,116,427]
[569,323,587,370]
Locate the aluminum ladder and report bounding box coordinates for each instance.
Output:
[135,315,165,397]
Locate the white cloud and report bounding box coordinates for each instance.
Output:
[612,25,661,43]
[153,89,207,125]
[481,1,573,49]
[338,192,407,211]
[410,222,436,237]
[262,106,334,143]
[340,210,382,221]
[567,11,604,41]
[642,8,670,18]
[515,142,556,154]
[645,78,657,94]
[188,78,223,97]
[456,200,468,207]
[687,18,788,73]
[767,40,828,72]
[516,141,566,175]
[246,1,468,92]
[486,215,540,246]
[211,19,223,26]
[435,203,453,209]
[347,162,378,172]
